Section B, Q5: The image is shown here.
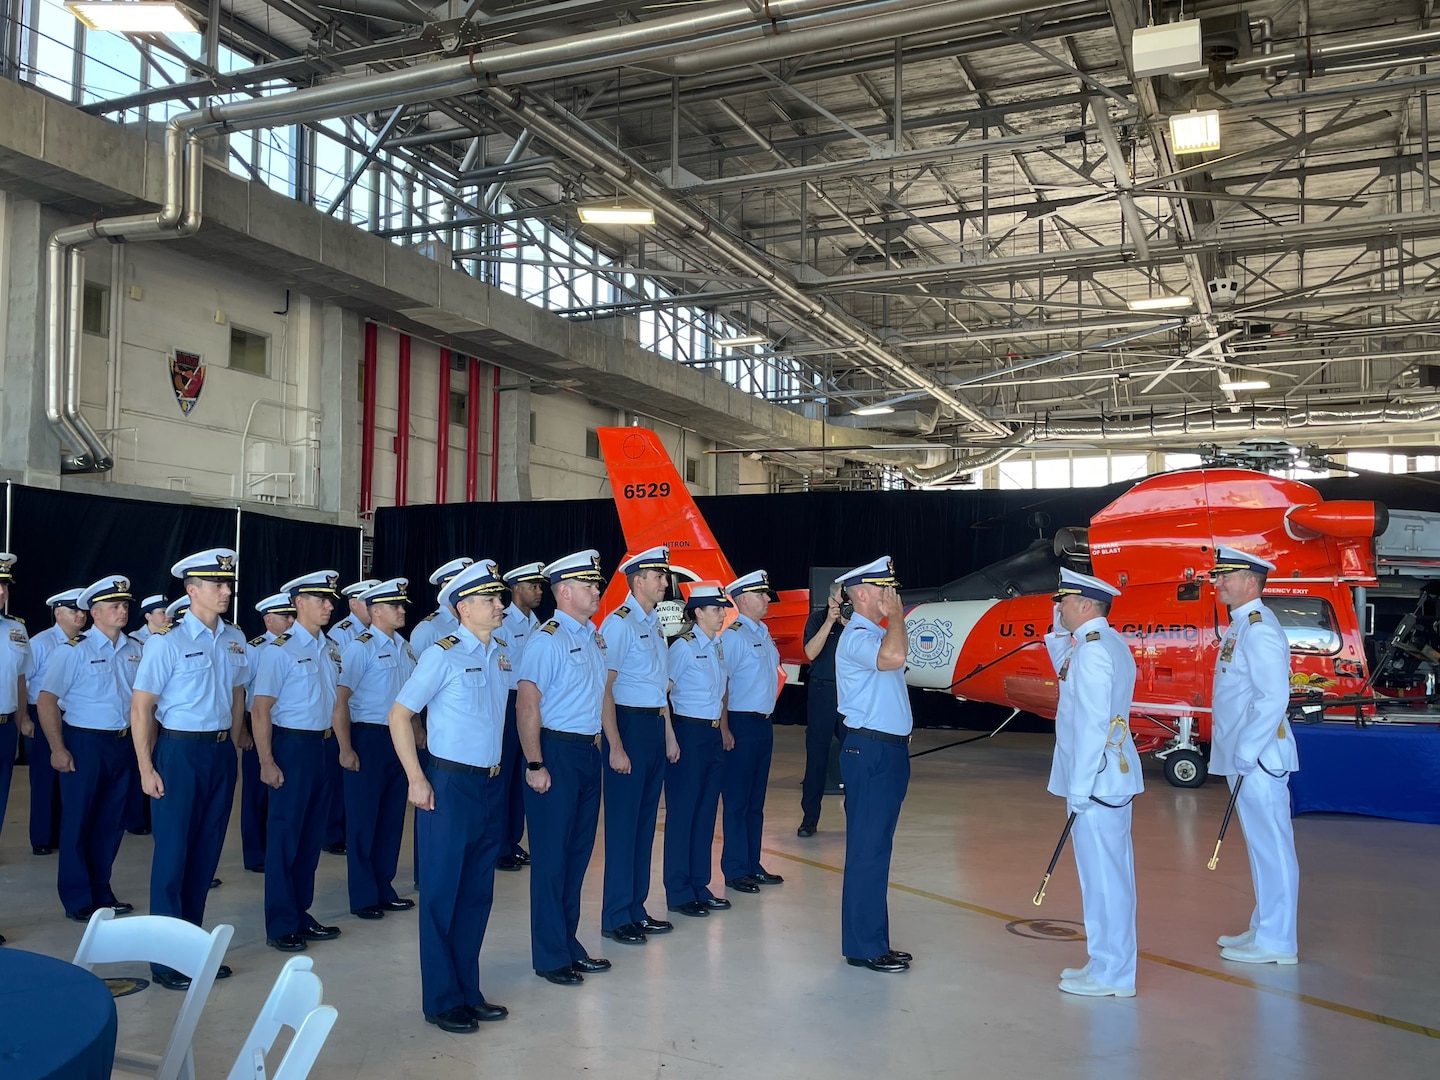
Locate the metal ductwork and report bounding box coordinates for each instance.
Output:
[1173,28,1440,82]
[827,407,940,434]
[1030,400,1440,441]
[899,445,1022,487]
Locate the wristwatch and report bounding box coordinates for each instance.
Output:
[527,761,545,771]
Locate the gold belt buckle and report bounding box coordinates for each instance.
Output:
[709,720,719,728]
[488,765,501,778]
[217,730,228,743]
[323,728,334,740]
[119,728,130,739]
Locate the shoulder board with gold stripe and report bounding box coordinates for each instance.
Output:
[64,635,83,647]
[355,632,373,644]
[614,605,631,619]
[248,634,267,647]
[726,621,742,631]
[12,614,24,624]
[436,635,460,650]
[337,618,353,631]
[271,633,292,646]
[1085,630,1101,642]
[1249,610,1263,624]
[423,611,438,622]
[152,624,173,636]
[540,620,559,635]
[680,630,696,642]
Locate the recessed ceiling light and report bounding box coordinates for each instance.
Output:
[851,405,896,416]
[717,334,768,348]
[1218,378,1269,392]
[1128,295,1194,311]
[65,1,198,32]
[577,204,655,226]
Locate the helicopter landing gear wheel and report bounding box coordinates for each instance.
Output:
[1163,749,1208,788]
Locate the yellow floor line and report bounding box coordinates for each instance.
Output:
[758,845,1440,1040]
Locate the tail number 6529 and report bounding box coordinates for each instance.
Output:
[623,482,671,499]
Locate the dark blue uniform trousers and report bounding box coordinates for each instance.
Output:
[663,718,723,906]
[801,679,847,824]
[0,717,16,840]
[720,711,774,881]
[149,729,236,972]
[526,731,600,972]
[57,725,135,914]
[839,733,910,959]
[417,762,503,1016]
[25,706,61,849]
[239,734,268,869]
[323,732,345,847]
[601,706,665,929]
[264,729,329,939]
[499,690,527,857]
[344,722,407,911]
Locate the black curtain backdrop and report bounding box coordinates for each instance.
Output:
[235,512,362,640]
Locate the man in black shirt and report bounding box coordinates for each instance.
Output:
[798,584,848,837]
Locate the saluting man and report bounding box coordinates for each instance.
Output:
[24,588,86,856]
[599,545,677,945]
[131,548,248,991]
[719,570,784,894]
[388,560,511,1034]
[409,558,475,656]
[132,595,170,642]
[252,571,345,953]
[1045,568,1143,998]
[336,577,418,921]
[0,554,34,848]
[1210,545,1301,966]
[37,576,143,921]
[239,592,297,873]
[664,585,732,919]
[516,550,612,987]
[833,557,912,974]
[497,562,547,871]
[329,580,381,650]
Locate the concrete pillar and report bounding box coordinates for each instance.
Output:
[0,197,61,481]
[317,303,361,520]
[496,373,532,501]
[714,447,740,494]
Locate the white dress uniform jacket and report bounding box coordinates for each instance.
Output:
[1210,598,1298,777]
[1044,617,1143,802]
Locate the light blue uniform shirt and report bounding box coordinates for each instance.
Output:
[244,631,277,710]
[721,614,780,715]
[132,626,152,643]
[25,623,66,706]
[339,628,417,725]
[328,615,367,650]
[409,607,458,656]
[134,611,249,732]
[667,629,726,721]
[41,627,142,730]
[835,612,913,736]
[394,625,507,767]
[500,603,540,692]
[2,615,33,714]
[516,609,606,735]
[252,623,341,731]
[600,593,669,708]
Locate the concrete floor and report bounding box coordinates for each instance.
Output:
[2,728,1437,1079]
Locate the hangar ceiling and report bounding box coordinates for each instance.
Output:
[26,0,1440,466]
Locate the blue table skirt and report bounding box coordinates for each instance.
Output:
[1290,723,1440,824]
[0,948,117,1080]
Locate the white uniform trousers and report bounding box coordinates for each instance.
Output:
[1072,802,1137,990]
[1231,770,1299,955]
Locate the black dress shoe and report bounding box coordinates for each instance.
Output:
[797,821,817,838]
[301,922,341,941]
[323,842,347,855]
[267,934,307,953]
[513,848,530,865]
[637,917,673,934]
[668,901,709,918]
[127,827,151,836]
[153,968,192,991]
[216,965,232,979]
[725,877,761,893]
[888,949,913,963]
[381,898,416,911]
[846,954,909,973]
[32,846,54,856]
[752,869,784,885]
[570,956,611,974]
[209,878,222,889]
[110,901,134,915]
[425,1006,478,1033]
[536,966,583,985]
[245,864,264,873]
[352,905,385,920]
[465,1001,508,1022]
[701,896,732,911]
[600,923,646,944]
[496,855,521,872]
[65,906,97,922]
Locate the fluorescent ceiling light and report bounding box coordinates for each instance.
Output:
[1219,378,1270,392]
[1128,295,1193,311]
[1169,109,1221,154]
[717,334,768,348]
[65,1,198,32]
[577,203,655,226]
[851,404,896,416]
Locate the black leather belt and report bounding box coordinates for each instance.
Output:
[159,727,229,743]
[64,722,130,739]
[847,726,911,746]
[430,755,501,777]
[541,728,599,744]
[615,705,664,718]
[273,726,333,739]
[672,714,720,728]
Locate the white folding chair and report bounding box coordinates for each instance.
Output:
[72,908,234,1080]
[225,956,338,1080]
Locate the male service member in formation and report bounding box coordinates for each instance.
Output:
[37,576,143,920]
[124,595,167,836]
[131,548,248,991]
[1044,568,1143,998]
[320,581,377,857]
[598,545,677,944]
[833,557,913,973]
[409,558,475,656]
[132,595,170,642]
[663,585,732,918]
[329,579,381,649]
[0,554,30,851]
[1209,545,1300,965]
[516,550,612,986]
[335,577,417,920]
[25,588,85,856]
[387,559,511,1034]
[241,593,297,873]
[252,571,345,953]
[497,562,547,871]
[719,570,784,894]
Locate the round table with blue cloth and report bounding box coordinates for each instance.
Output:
[0,947,118,1080]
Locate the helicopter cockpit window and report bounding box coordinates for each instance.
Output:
[1265,596,1342,654]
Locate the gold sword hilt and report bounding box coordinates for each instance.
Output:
[1033,874,1051,906]
[1207,838,1223,871]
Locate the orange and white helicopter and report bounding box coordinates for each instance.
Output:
[598,427,1440,786]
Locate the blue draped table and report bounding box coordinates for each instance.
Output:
[1290,723,1440,824]
[0,948,117,1080]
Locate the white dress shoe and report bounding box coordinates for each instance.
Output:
[1219,943,1297,965]
[1061,964,1091,981]
[1217,928,1256,948]
[1058,974,1135,998]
